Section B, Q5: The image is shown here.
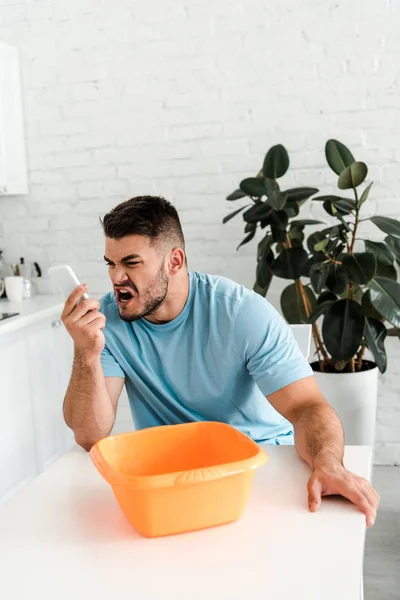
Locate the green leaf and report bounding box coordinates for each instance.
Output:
[245,222,257,233]
[316,196,356,216]
[271,225,288,243]
[314,238,329,252]
[326,263,349,294]
[289,229,305,247]
[261,177,279,193]
[267,190,288,210]
[342,252,377,284]
[237,230,256,250]
[223,205,250,224]
[263,145,290,179]
[330,209,352,232]
[362,290,383,321]
[307,231,327,255]
[368,277,400,327]
[376,263,397,281]
[304,301,334,324]
[289,219,324,227]
[282,200,300,219]
[340,282,363,303]
[243,202,272,224]
[320,225,341,237]
[284,187,319,202]
[364,318,387,373]
[239,177,268,197]
[226,189,247,201]
[255,256,274,290]
[325,139,355,175]
[385,235,400,260]
[322,299,365,361]
[257,234,274,261]
[301,257,314,278]
[364,240,394,265]
[281,283,317,324]
[317,290,337,304]
[267,210,288,229]
[310,262,329,294]
[254,281,272,297]
[271,248,309,280]
[370,216,400,238]
[338,162,368,189]
[358,182,373,207]
[326,237,341,255]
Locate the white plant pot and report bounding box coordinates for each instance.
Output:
[312,363,378,447]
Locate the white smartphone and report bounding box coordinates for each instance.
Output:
[48,265,89,303]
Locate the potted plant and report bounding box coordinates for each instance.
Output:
[223,141,400,445]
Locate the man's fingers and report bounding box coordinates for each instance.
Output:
[307,477,322,511]
[307,468,380,528]
[79,310,105,328]
[67,298,101,323]
[344,486,376,527]
[84,316,107,332]
[61,284,88,319]
[370,484,380,505]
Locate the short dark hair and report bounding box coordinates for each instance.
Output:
[101,196,185,249]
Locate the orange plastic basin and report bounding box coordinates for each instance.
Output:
[90,421,268,538]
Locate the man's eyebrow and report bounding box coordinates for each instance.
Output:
[104,254,142,263]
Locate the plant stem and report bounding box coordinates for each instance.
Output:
[295,278,329,366]
[350,357,355,373]
[286,230,329,368]
[322,251,342,265]
[356,344,366,370]
[350,186,360,254]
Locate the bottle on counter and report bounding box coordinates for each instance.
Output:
[19,257,42,298]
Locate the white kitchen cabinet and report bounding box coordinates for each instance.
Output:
[0,330,37,504]
[0,41,28,196]
[52,318,75,450]
[0,298,75,504]
[25,317,74,473]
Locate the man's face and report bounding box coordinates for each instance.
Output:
[104,235,169,322]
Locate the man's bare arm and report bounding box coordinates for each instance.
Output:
[267,376,379,527]
[268,376,344,469]
[61,283,124,451]
[63,355,124,450]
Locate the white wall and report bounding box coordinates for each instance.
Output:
[0,0,399,464]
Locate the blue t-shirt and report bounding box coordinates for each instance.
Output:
[99,272,312,444]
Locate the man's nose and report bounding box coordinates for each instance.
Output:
[112,265,129,284]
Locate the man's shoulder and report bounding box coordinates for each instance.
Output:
[192,271,252,307]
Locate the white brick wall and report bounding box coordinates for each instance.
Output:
[0,0,399,463]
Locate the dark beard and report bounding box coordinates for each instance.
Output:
[118,263,169,323]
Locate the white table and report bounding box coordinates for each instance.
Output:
[0,444,371,600]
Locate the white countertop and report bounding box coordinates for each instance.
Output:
[0,444,371,600]
[0,294,64,334]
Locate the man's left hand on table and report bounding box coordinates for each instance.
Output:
[307,462,380,528]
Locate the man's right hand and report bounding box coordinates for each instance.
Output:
[61,284,106,358]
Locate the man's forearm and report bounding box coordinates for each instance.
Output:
[63,350,115,450]
[293,399,344,469]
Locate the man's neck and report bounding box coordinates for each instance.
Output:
[144,271,190,325]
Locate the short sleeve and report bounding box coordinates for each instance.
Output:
[233,291,312,396]
[100,343,125,379]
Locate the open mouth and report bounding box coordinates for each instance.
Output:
[115,288,135,305]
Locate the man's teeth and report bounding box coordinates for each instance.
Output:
[117,289,134,301]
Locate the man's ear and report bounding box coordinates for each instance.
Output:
[167,248,186,274]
